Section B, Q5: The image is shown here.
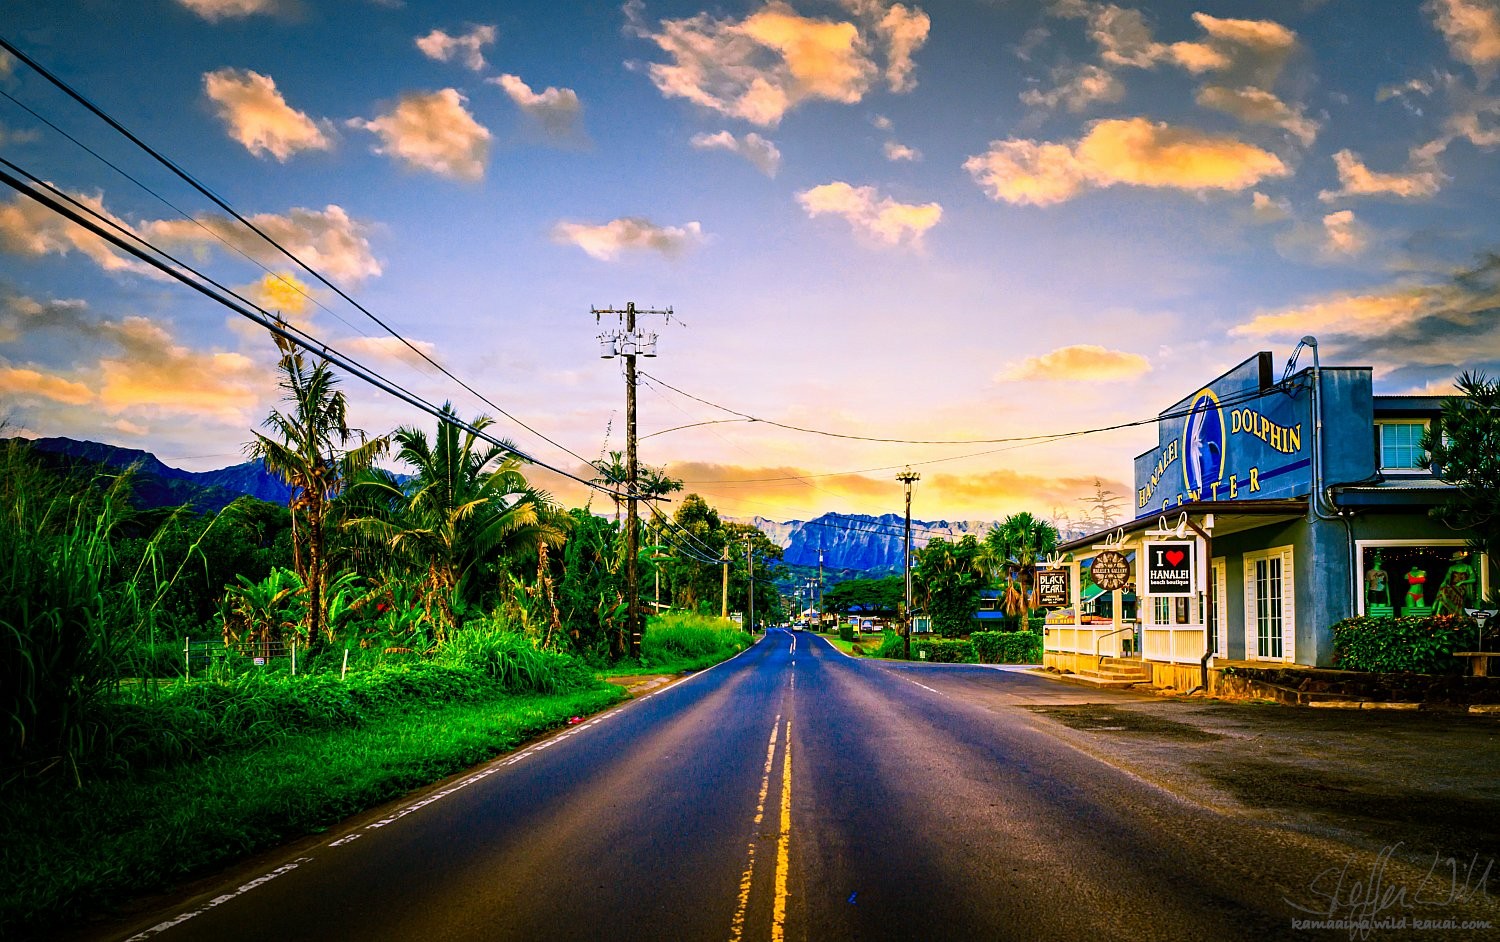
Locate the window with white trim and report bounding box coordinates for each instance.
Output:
[1377,421,1427,471]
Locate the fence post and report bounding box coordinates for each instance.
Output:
[291,641,297,677]
[184,637,190,680]
[341,647,349,681]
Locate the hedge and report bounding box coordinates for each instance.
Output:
[912,638,976,663]
[1330,614,1491,674]
[971,630,1043,664]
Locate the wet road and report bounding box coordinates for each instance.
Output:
[104,630,1500,941]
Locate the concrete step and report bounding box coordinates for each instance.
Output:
[1068,671,1145,688]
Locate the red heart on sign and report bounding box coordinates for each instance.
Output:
[1165,550,1185,567]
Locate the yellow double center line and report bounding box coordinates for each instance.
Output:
[729,716,793,942]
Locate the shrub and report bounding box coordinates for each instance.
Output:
[877,630,907,659]
[437,628,593,693]
[971,630,1043,664]
[912,638,976,663]
[639,612,750,670]
[839,622,855,642]
[1331,614,1492,674]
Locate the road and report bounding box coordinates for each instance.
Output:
[103,629,1500,942]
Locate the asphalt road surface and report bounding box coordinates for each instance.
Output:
[102,630,1500,941]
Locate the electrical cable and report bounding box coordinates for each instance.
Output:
[642,369,1298,448]
[0,35,607,476]
[0,157,628,499]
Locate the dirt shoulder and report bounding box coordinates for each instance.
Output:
[1022,696,1500,863]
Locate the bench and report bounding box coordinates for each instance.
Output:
[1454,652,1499,677]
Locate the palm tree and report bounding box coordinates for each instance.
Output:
[347,405,566,639]
[248,336,385,646]
[989,512,1060,629]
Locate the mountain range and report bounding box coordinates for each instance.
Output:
[11,437,994,573]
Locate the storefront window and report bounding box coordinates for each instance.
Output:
[1361,544,1480,617]
[1378,422,1427,470]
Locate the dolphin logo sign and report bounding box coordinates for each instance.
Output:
[1182,389,1225,498]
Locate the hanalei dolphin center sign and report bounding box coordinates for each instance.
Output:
[1134,355,1313,516]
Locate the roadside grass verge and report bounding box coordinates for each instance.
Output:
[0,681,624,938]
[604,612,756,676]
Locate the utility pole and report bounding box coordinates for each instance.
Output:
[817,547,824,627]
[745,538,755,633]
[593,302,667,659]
[721,543,730,620]
[898,466,920,660]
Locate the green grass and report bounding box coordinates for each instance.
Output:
[604,612,756,675]
[0,682,624,938]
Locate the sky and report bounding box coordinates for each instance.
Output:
[1,0,1498,526]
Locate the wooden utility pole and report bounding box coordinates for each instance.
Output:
[592,302,669,659]
[898,466,920,660]
[721,543,730,619]
[745,539,755,633]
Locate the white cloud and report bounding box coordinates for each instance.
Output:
[203,68,332,161]
[1250,191,1291,222]
[1195,85,1319,146]
[491,74,584,139]
[351,89,490,181]
[796,181,941,247]
[965,117,1288,207]
[626,0,926,126]
[175,0,281,21]
[0,366,94,405]
[883,140,920,161]
[1319,147,1444,201]
[345,335,440,370]
[690,130,782,176]
[0,187,151,275]
[1426,0,1500,77]
[415,25,497,72]
[144,204,381,284]
[1320,209,1367,256]
[1020,64,1125,113]
[551,217,704,261]
[996,344,1152,382]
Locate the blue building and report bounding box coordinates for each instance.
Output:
[1044,349,1485,689]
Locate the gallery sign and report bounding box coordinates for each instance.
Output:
[1144,541,1196,597]
[1035,568,1070,608]
[1090,551,1131,591]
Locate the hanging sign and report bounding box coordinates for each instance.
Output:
[1035,568,1070,608]
[1144,541,1196,597]
[1090,551,1131,591]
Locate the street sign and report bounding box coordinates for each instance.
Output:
[1090,551,1131,591]
[1144,541,1196,597]
[1036,568,1070,608]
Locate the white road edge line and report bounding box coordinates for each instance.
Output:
[123,858,313,940]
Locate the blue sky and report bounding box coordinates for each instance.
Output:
[1,0,1498,525]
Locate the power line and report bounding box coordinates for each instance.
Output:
[0,157,626,500]
[642,368,1299,447]
[0,35,605,477]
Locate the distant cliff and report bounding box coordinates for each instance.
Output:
[730,512,995,574]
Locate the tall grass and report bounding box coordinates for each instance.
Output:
[0,442,135,783]
[637,612,753,671]
[436,624,594,694]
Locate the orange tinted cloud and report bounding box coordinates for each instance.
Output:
[203,68,331,161]
[1427,0,1500,74]
[351,89,490,181]
[996,344,1152,382]
[796,181,941,247]
[0,366,93,405]
[551,217,704,261]
[415,25,497,72]
[1319,148,1444,201]
[966,118,1288,206]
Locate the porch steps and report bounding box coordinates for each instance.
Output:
[1067,657,1152,688]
